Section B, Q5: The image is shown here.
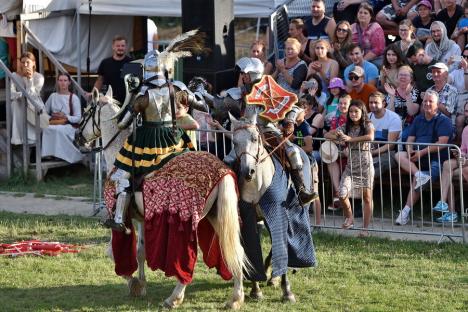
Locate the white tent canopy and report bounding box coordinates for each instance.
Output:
[21,0,288,73]
[44,0,287,18]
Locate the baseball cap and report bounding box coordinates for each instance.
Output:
[350,66,364,77]
[417,0,432,10]
[429,62,449,72]
[328,77,345,89]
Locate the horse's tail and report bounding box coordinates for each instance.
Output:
[216,174,250,279]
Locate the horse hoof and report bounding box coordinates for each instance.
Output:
[163,296,184,309]
[127,277,145,297]
[267,276,281,288]
[249,290,263,300]
[282,294,296,303]
[225,298,244,310]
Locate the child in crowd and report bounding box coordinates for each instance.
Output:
[323,93,351,211]
[324,77,346,129]
[325,100,375,237]
[412,0,435,45]
[175,91,200,150]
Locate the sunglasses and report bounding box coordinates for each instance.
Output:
[348,75,360,81]
[463,55,468,59]
[337,28,348,33]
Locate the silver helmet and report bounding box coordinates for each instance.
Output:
[143,50,167,86]
[236,57,264,81]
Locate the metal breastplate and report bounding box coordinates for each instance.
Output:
[144,87,172,122]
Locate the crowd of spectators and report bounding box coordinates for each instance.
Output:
[5,1,467,229]
[261,0,468,228]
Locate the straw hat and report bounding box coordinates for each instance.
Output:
[320,141,339,164]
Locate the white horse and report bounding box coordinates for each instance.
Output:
[76,88,247,309]
[230,114,317,303]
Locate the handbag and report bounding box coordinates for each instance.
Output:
[26,98,50,129]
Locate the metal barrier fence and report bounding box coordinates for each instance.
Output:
[192,129,467,244]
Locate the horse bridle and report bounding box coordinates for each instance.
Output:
[77,99,123,152]
[76,101,102,147]
[232,124,265,165]
[232,123,293,165]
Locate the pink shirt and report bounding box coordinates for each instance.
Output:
[351,22,385,57]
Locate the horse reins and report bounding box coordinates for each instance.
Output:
[233,124,291,165]
[78,102,124,152]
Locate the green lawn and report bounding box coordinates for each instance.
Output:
[0,211,467,312]
[0,164,94,198]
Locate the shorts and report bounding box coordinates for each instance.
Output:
[418,155,442,182]
[373,151,396,178]
[380,2,417,22]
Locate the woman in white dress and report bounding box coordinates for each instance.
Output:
[10,52,45,145]
[42,73,83,163]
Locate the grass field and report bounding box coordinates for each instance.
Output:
[0,211,467,312]
[0,165,94,198]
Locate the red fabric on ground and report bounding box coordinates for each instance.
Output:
[197,218,232,281]
[111,218,138,277]
[144,210,197,284]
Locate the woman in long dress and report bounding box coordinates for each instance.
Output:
[42,73,83,163]
[10,52,45,145]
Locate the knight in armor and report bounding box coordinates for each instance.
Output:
[225,57,319,206]
[104,31,208,232]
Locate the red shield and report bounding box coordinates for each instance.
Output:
[245,75,297,122]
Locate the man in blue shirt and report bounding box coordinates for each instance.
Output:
[343,44,379,87]
[394,90,452,225]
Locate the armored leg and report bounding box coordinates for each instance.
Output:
[103,169,131,233]
[286,142,319,206]
[223,148,237,168]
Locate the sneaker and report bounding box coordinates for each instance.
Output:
[436,212,458,223]
[414,172,431,190]
[433,201,449,213]
[395,207,411,225]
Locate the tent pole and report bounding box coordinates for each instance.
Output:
[77,9,81,87]
[256,17,260,40]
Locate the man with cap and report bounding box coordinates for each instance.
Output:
[394,90,452,225]
[406,43,436,91]
[412,0,435,45]
[427,62,459,128]
[347,66,377,110]
[343,44,379,87]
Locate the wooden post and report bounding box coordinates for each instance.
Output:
[5,75,11,178]
[21,97,28,176]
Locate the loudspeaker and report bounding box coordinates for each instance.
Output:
[181,0,236,92]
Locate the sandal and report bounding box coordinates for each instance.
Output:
[341,218,354,229]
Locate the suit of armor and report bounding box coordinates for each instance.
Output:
[105,52,195,232]
[221,57,318,205]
